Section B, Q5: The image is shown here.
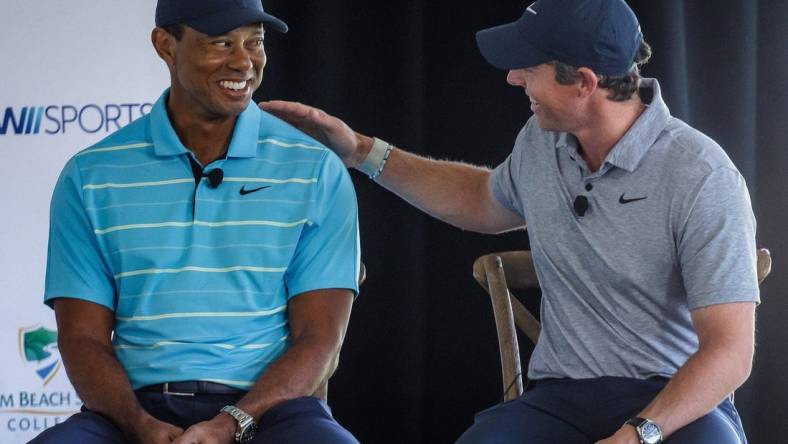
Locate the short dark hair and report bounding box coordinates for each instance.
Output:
[161,23,185,41]
[550,40,653,102]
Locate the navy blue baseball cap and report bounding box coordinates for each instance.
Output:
[156,0,288,36]
[476,0,642,75]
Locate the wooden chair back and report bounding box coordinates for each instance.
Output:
[473,249,772,402]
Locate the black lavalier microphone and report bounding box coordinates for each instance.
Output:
[573,195,589,217]
[204,168,224,188]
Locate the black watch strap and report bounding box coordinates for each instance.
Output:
[625,417,663,444]
[625,416,647,427]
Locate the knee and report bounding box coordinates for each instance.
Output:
[667,407,745,444]
[28,411,124,444]
[455,401,533,444]
[255,397,358,444]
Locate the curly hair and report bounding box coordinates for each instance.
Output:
[549,40,653,102]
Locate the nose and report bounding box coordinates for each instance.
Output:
[227,45,255,72]
[506,70,525,87]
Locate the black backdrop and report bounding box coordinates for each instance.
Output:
[253,1,788,443]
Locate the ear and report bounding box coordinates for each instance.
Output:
[575,67,599,98]
[151,27,177,68]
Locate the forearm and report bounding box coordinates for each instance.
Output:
[259,101,523,233]
[353,135,504,233]
[59,337,149,435]
[638,345,751,438]
[235,335,340,419]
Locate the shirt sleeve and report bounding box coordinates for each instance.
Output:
[491,123,530,217]
[285,151,361,298]
[677,167,760,309]
[44,157,116,310]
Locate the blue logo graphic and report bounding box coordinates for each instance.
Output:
[18,325,61,386]
[1,103,153,136]
[0,107,44,135]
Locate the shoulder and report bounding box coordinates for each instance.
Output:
[640,117,744,201]
[657,117,737,175]
[70,113,152,165]
[256,109,347,170]
[258,109,328,151]
[60,112,153,178]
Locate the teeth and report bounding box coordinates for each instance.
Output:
[220,80,247,91]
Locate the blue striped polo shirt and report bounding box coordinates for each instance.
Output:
[44,90,360,390]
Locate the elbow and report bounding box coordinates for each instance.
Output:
[726,341,755,388]
[737,333,756,385]
[737,346,754,385]
[326,349,341,377]
[294,332,344,371]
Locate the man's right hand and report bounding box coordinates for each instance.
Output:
[260,101,373,169]
[125,414,184,444]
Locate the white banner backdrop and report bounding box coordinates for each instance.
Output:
[0,1,167,441]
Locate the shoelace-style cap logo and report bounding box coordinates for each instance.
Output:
[239,185,271,196]
[619,193,647,204]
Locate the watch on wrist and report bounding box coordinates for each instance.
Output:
[625,417,663,444]
[221,405,257,443]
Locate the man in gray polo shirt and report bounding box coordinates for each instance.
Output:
[262,1,758,443]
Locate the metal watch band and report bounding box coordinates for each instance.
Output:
[221,405,257,443]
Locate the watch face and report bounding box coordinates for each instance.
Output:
[238,423,257,443]
[640,422,662,444]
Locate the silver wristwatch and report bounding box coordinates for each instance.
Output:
[625,417,663,444]
[221,405,257,443]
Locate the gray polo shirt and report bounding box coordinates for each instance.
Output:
[491,78,759,381]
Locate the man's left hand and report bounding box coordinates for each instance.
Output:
[171,413,236,444]
[596,425,640,444]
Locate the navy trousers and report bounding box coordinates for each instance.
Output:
[455,377,747,444]
[29,392,359,444]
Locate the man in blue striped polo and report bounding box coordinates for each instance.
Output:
[33,1,361,443]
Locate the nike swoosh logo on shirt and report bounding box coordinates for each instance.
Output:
[239,185,272,196]
[619,194,647,204]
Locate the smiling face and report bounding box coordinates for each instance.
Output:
[506,63,584,132]
[161,23,266,121]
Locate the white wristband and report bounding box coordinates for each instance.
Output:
[358,137,392,179]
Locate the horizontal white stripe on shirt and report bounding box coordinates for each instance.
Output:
[109,242,297,257]
[222,177,318,184]
[114,265,288,279]
[114,336,288,351]
[94,218,310,235]
[115,305,287,321]
[77,142,154,156]
[87,199,192,212]
[83,178,193,190]
[259,138,325,151]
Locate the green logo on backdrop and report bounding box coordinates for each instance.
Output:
[18,326,61,386]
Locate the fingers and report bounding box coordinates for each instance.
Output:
[168,425,185,440]
[260,100,313,119]
[132,417,183,444]
[261,100,333,126]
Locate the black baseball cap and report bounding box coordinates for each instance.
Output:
[156,0,288,36]
[476,0,642,75]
